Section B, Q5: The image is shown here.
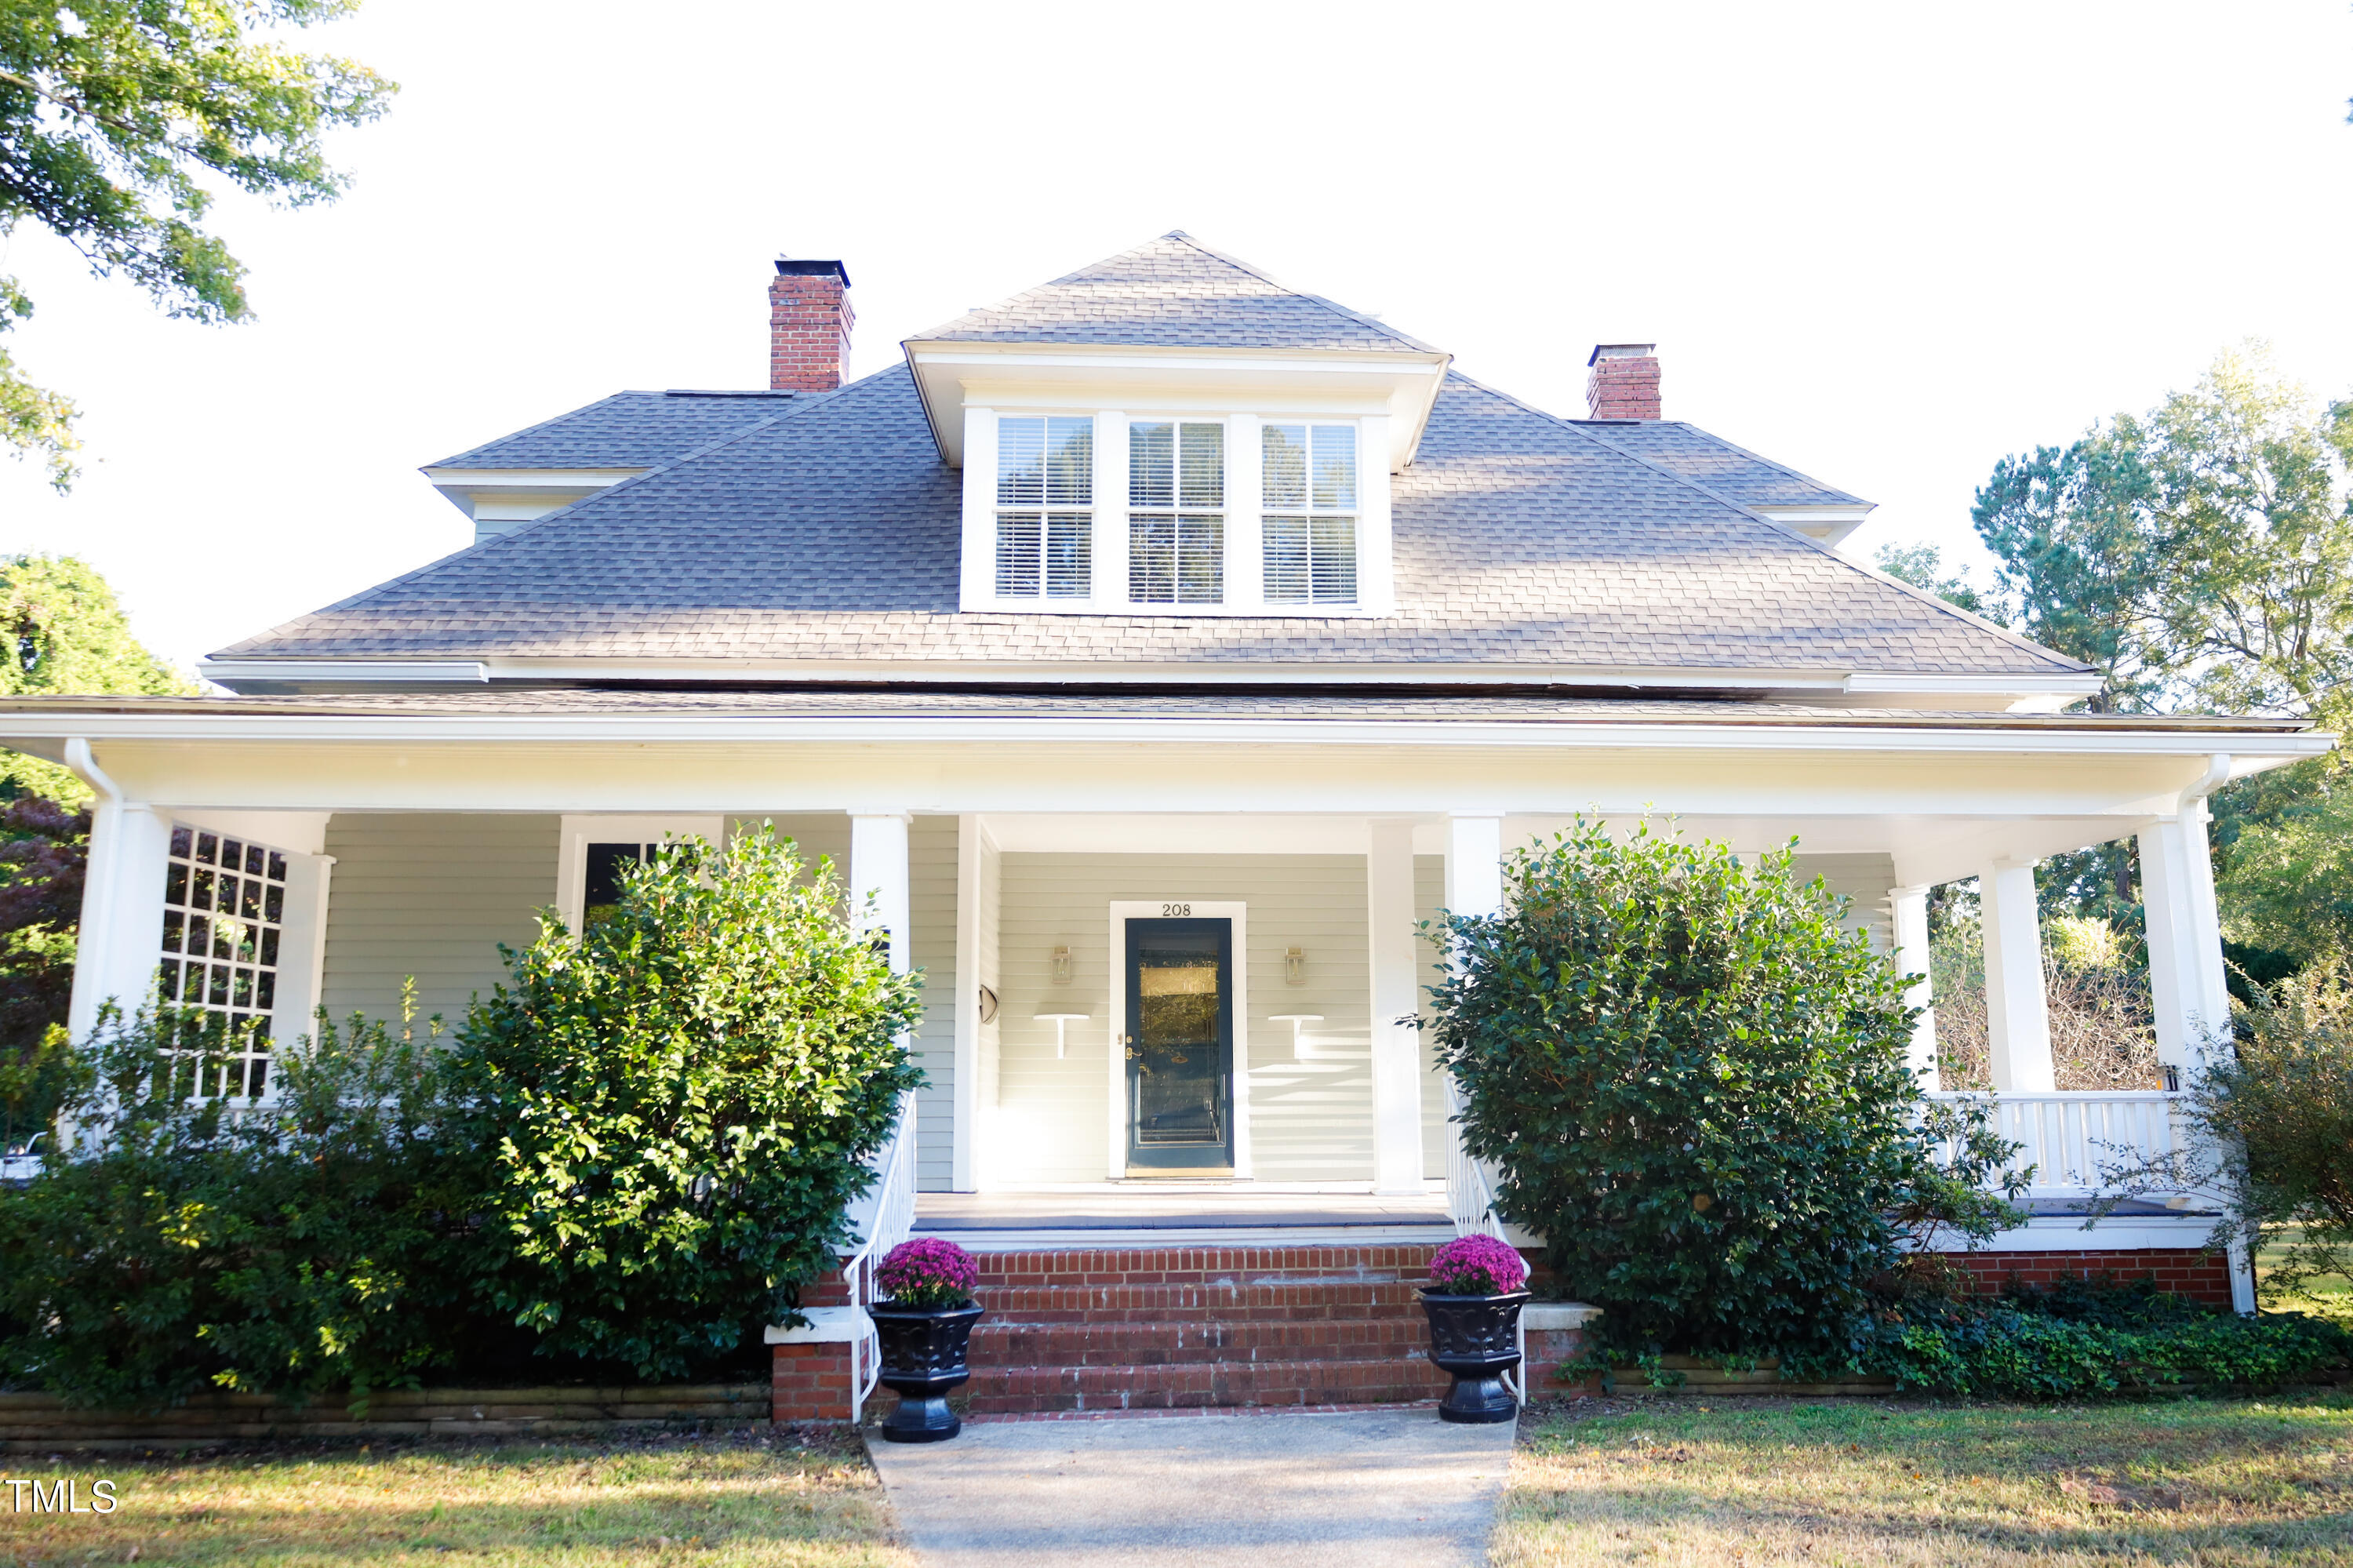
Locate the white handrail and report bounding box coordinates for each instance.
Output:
[1925,1090,2180,1196]
[1441,1075,1523,1403]
[838,1087,919,1424]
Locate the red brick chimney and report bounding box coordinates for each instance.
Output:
[1585,343,1661,420]
[769,258,853,392]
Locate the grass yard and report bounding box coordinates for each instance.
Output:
[1495,1395,2353,1566]
[0,1429,911,1567]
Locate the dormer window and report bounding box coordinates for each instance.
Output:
[995,416,1093,598]
[1261,423,1358,605]
[956,403,1395,616]
[1128,420,1224,604]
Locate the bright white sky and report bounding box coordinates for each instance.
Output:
[0,0,2348,671]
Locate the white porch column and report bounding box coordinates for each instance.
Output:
[849,811,913,976]
[269,851,336,1045]
[2140,813,2232,1071]
[1979,858,2056,1092]
[67,800,173,1045]
[951,814,984,1191]
[1366,819,1424,1195]
[1890,884,1939,1090]
[1444,813,1505,922]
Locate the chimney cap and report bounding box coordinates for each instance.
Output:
[774,256,851,286]
[1587,342,1657,367]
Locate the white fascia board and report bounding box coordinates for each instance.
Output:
[419,467,644,521]
[2,711,2329,761]
[485,658,1856,689]
[198,660,490,686]
[1753,503,1873,548]
[904,340,1449,471]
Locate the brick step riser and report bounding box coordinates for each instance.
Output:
[976,1284,1436,1322]
[962,1355,1452,1416]
[969,1246,1448,1293]
[974,1319,1435,1367]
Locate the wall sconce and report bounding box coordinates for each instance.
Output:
[1284,946,1307,985]
[976,984,998,1024]
[1049,945,1072,985]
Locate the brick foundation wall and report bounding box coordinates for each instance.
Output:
[769,1342,856,1424]
[1932,1247,2234,1306]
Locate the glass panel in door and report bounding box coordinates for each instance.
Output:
[1124,917,1234,1171]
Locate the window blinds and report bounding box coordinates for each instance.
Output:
[995,415,1093,598]
[1261,422,1358,604]
[1129,420,1224,604]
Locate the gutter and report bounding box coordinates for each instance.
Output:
[63,737,121,806]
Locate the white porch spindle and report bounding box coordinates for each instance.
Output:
[66,799,173,1049]
[1366,819,1423,1195]
[1979,858,2056,1092]
[842,810,918,1420]
[1890,884,1938,1090]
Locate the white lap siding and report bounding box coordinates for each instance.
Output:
[318,813,559,1030]
[1791,852,1898,954]
[994,853,1374,1186]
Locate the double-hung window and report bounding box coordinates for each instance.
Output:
[1261,423,1358,605]
[995,415,1093,598]
[1129,420,1224,604]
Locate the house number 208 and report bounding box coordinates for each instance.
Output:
[1161,903,1191,917]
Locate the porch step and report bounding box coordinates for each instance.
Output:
[973,1316,1435,1367]
[955,1242,1457,1415]
[962,1355,1450,1415]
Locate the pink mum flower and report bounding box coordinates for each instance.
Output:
[1427,1234,1529,1296]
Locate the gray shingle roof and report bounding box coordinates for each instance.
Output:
[217,364,2085,678]
[428,390,792,471]
[905,232,1440,354]
[1571,421,1864,508]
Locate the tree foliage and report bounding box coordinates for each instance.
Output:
[442,824,926,1380]
[2,1,394,487]
[0,554,193,802]
[1425,819,2020,1362]
[1970,344,2353,727]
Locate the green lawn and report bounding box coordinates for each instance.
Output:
[1496,1396,2353,1566]
[0,1430,911,1567]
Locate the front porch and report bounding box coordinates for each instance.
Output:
[23,696,2318,1418]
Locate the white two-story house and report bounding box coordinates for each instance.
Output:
[3,234,2322,1417]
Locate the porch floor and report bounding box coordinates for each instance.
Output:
[912,1188,1456,1250]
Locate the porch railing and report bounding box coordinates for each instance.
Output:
[1926,1090,2180,1197]
[838,1087,919,1424]
[1441,1075,1523,1403]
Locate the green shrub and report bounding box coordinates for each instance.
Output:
[1857,1288,2351,1398]
[442,824,925,1380]
[1427,818,2018,1361]
[2091,954,2353,1299]
[0,1001,467,1410]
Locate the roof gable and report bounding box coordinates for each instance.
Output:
[905,231,1438,354]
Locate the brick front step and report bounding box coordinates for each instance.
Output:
[973,1315,1435,1368]
[962,1355,1452,1415]
[969,1244,1446,1290]
[974,1281,1432,1324]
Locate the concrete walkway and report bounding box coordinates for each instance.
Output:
[864,1406,1517,1567]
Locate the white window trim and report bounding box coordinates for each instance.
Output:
[958,409,1393,617]
[1257,418,1369,610]
[556,814,726,931]
[1104,900,1251,1181]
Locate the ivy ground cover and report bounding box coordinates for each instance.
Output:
[0,1430,910,1567]
[1494,1395,2353,1566]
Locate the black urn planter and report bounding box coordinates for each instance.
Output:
[871,1301,984,1442]
[1420,1289,1529,1424]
